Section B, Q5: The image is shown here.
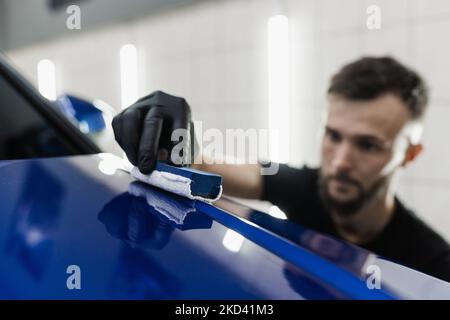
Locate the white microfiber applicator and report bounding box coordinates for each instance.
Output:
[128,181,197,224]
[130,161,223,202]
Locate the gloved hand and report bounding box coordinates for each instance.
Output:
[112,91,196,174]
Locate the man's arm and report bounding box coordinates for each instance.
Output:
[191,156,263,199]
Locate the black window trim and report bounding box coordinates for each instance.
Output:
[0,53,101,155]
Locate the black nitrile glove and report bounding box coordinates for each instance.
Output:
[112,91,195,174]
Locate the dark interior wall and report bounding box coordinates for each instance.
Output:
[0,0,202,51]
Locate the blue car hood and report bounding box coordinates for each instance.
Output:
[0,154,449,300]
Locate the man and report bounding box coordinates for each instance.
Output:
[112,56,450,282]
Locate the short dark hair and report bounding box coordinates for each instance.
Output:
[328,56,429,120]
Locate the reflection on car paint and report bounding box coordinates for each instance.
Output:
[283,262,344,299]
[215,198,375,279]
[5,162,64,280]
[107,245,181,300]
[98,182,213,250]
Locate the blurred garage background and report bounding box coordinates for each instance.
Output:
[0,0,449,241]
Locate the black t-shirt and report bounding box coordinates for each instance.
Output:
[263,164,450,282]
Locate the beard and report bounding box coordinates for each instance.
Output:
[318,170,390,217]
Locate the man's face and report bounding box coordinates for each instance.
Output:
[319,93,414,215]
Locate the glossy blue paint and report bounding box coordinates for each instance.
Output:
[214,199,383,282]
[0,154,448,299]
[56,95,106,133]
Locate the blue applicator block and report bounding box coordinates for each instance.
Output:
[155,161,223,199]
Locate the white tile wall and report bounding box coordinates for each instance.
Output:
[318,0,365,34]
[415,0,450,20]
[361,25,412,61]
[315,34,364,103]
[415,19,450,103]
